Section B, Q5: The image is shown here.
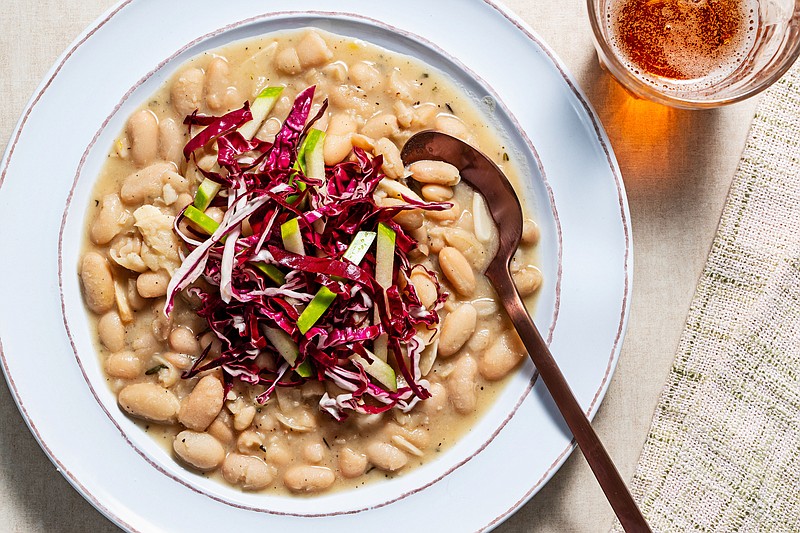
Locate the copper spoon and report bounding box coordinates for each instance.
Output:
[402,131,651,533]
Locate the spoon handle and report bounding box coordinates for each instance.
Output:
[491,275,651,533]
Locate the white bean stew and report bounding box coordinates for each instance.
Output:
[80,29,542,495]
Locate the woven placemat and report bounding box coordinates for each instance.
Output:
[612,63,800,532]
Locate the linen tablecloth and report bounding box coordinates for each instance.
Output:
[612,62,800,532]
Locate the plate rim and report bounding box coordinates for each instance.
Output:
[0,0,632,531]
[480,3,633,528]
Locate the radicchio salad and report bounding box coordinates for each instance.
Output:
[169,84,452,419]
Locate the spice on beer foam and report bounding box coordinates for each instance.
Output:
[609,0,755,81]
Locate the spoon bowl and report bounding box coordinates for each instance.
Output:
[401,131,651,533]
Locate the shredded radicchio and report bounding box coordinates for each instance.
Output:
[166,86,451,420]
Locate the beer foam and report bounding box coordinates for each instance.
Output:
[605,0,758,92]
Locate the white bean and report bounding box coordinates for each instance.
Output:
[200,332,222,358]
[129,326,158,353]
[480,334,526,381]
[438,304,478,357]
[334,86,366,113]
[362,113,399,139]
[302,442,326,464]
[380,197,423,231]
[118,383,180,423]
[284,465,335,492]
[522,219,541,246]
[256,116,282,142]
[222,454,273,490]
[322,61,348,82]
[81,252,115,314]
[438,247,476,296]
[323,133,353,165]
[409,160,460,186]
[296,31,333,67]
[158,118,184,165]
[373,138,404,180]
[105,351,142,379]
[108,234,145,274]
[178,375,224,431]
[90,194,129,245]
[127,278,147,311]
[233,405,257,431]
[153,360,181,388]
[120,162,183,205]
[421,184,454,202]
[204,206,224,225]
[426,200,461,222]
[448,355,478,414]
[394,100,414,128]
[351,133,374,152]
[467,327,492,352]
[98,311,126,352]
[410,270,438,308]
[136,270,171,299]
[207,418,235,446]
[265,441,292,466]
[366,442,408,472]
[378,176,423,202]
[275,47,302,75]
[387,69,414,102]
[419,382,448,416]
[171,67,205,116]
[428,229,445,254]
[327,113,359,136]
[205,57,239,112]
[169,326,200,354]
[410,227,430,259]
[173,431,225,472]
[164,352,192,371]
[338,447,368,478]
[513,266,543,297]
[237,430,264,454]
[412,103,438,128]
[444,228,489,271]
[127,109,159,167]
[349,61,383,91]
[389,425,431,449]
[435,114,471,141]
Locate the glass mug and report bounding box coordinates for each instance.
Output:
[587,0,800,108]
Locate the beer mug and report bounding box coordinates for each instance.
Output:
[587,0,800,108]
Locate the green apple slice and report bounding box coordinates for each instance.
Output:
[193,178,221,211]
[280,217,306,256]
[263,325,314,378]
[352,350,398,392]
[296,231,376,334]
[253,262,286,285]
[303,128,326,180]
[239,86,284,140]
[183,205,220,235]
[373,222,396,361]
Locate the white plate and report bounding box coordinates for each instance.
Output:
[0,1,631,531]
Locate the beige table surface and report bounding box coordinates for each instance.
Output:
[0,1,760,531]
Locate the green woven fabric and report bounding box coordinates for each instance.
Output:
[613,64,800,532]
